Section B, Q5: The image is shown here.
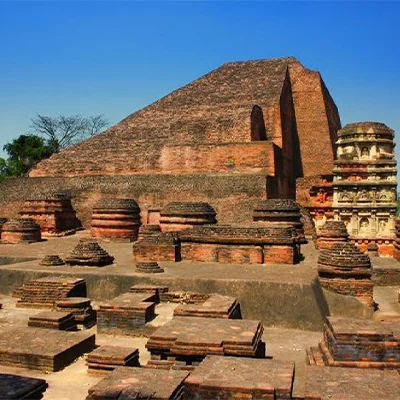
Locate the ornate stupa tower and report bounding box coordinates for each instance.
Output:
[332,122,397,256]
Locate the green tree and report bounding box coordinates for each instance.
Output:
[2,134,54,177]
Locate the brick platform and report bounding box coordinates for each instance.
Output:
[91,198,141,242]
[184,355,294,399]
[97,292,156,334]
[15,277,87,308]
[87,346,140,375]
[65,239,114,266]
[1,218,41,244]
[87,366,188,400]
[179,225,300,265]
[160,202,217,232]
[317,220,349,250]
[55,297,96,328]
[306,317,400,369]
[19,193,82,237]
[0,373,48,399]
[318,242,374,307]
[174,294,241,319]
[133,233,180,262]
[146,317,265,366]
[28,311,77,331]
[303,366,400,400]
[0,327,95,372]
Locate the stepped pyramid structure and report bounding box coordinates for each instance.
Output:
[0,57,340,225]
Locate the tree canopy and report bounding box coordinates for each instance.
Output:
[30,114,108,152]
[0,113,108,181]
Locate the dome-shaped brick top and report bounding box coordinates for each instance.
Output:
[65,238,114,266]
[338,122,394,137]
[161,202,216,217]
[318,221,349,238]
[318,242,371,269]
[93,198,140,211]
[254,199,300,212]
[3,218,40,232]
[39,255,65,266]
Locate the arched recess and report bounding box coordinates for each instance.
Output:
[250,105,268,141]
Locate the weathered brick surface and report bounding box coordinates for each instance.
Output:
[133,233,180,262]
[174,294,241,319]
[28,311,77,331]
[91,198,141,242]
[318,242,374,307]
[307,317,400,369]
[184,356,294,399]
[4,57,339,226]
[19,193,82,236]
[179,225,300,265]
[253,198,306,243]
[0,373,48,399]
[160,202,216,232]
[317,220,349,249]
[1,218,41,244]
[97,292,156,334]
[87,346,140,375]
[55,297,96,328]
[15,277,87,308]
[39,254,65,266]
[87,366,188,400]
[303,366,400,400]
[146,317,265,366]
[0,327,95,372]
[65,238,114,266]
[393,219,400,261]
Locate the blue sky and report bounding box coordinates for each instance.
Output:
[0,1,399,167]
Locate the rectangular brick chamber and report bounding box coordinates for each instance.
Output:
[87,366,189,400]
[306,316,400,369]
[133,225,300,265]
[184,355,294,399]
[146,317,265,367]
[97,292,156,335]
[0,327,95,372]
[0,373,48,399]
[15,277,87,308]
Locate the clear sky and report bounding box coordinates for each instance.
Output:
[0,1,399,167]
